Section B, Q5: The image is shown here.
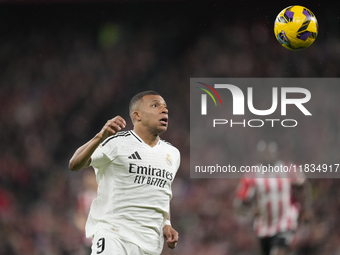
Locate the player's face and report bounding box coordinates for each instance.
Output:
[138,95,169,134]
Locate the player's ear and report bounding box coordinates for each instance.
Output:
[133,110,141,122]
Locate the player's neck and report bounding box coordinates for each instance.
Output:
[133,128,160,147]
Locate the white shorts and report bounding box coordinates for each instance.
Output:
[91,229,145,255]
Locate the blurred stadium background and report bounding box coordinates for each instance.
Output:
[1,0,340,254]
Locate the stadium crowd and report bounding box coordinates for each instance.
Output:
[1,2,340,254]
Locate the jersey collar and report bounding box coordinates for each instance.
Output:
[130,130,161,147]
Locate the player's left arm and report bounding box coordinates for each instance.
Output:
[163,207,178,249]
[233,178,257,216]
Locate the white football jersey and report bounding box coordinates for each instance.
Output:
[86,131,180,255]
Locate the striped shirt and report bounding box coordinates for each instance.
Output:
[236,163,304,237]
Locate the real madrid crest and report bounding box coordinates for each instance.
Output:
[166,154,173,166]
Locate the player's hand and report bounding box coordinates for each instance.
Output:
[98,116,126,141]
[163,225,178,249]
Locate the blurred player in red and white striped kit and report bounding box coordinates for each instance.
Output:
[234,141,312,255]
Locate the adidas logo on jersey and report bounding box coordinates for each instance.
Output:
[128,151,142,160]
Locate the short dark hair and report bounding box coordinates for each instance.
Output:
[129,90,160,121]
